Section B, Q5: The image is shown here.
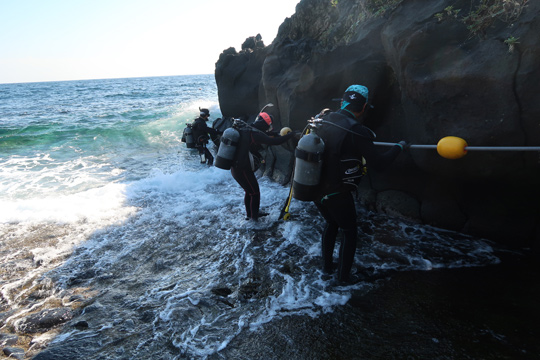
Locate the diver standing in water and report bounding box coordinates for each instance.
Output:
[191,108,219,165]
[231,112,295,221]
[314,85,407,283]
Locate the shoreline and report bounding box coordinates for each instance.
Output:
[2,222,538,359]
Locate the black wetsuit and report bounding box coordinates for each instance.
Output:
[231,128,294,220]
[315,109,402,282]
[192,117,219,165]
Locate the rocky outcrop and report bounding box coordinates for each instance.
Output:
[215,34,268,118]
[214,0,540,249]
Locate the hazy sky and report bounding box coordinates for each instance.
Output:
[0,0,299,84]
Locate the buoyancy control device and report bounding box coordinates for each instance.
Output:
[182,124,195,148]
[292,124,325,201]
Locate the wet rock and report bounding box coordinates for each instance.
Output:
[263,143,295,185]
[0,310,16,327]
[211,287,232,297]
[68,294,85,303]
[72,320,89,330]
[0,332,18,347]
[376,190,421,222]
[14,307,74,334]
[31,335,103,360]
[67,269,96,286]
[3,346,24,360]
[138,310,154,323]
[28,332,58,354]
[81,301,104,314]
[238,281,262,301]
[279,259,297,274]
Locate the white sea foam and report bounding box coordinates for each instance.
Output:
[0,182,136,226]
[28,151,500,359]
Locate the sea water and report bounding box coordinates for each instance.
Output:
[0,75,500,359]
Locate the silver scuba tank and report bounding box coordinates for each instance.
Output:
[185,124,195,148]
[292,131,325,201]
[215,127,241,170]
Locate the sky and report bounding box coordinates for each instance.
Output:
[0,0,299,84]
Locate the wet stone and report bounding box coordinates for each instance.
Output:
[279,259,297,274]
[68,294,85,303]
[14,307,75,334]
[211,287,232,297]
[0,310,17,326]
[0,332,19,347]
[138,310,154,323]
[72,320,89,330]
[238,281,260,301]
[31,336,103,360]
[3,346,25,360]
[82,301,104,314]
[67,269,96,286]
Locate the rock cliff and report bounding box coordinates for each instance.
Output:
[214,0,540,250]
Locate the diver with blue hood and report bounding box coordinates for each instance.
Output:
[314,84,408,283]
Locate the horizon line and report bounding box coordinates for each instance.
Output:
[0,73,215,86]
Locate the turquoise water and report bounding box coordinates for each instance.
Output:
[0,75,219,202]
[0,75,219,201]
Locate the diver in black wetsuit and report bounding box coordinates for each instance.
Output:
[315,85,408,283]
[231,113,295,221]
[192,108,219,165]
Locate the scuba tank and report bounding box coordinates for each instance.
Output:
[184,124,195,148]
[292,126,325,201]
[214,124,241,170]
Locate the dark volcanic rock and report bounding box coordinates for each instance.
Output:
[215,34,268,118]
[31,335,103,360]
[0,332,19,347]
[14,307,74,334]
[3,347,24,360]
[215,0,540,250]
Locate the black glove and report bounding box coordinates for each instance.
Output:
[398,140,410,151]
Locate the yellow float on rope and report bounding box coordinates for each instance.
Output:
[280,127,292,136]
[375,137,540,159]
[436,136,468,159]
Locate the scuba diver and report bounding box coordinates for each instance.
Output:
[231,112,296,221]
[191,108,220,165]
[313,85,408,283]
